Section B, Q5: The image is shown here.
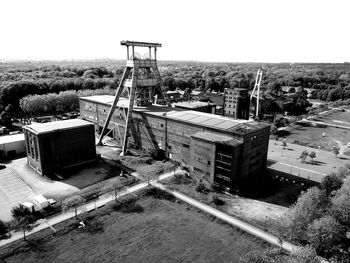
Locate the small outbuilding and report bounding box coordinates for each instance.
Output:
[23,119,96,176]
[0,133,25,158]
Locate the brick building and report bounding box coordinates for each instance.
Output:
[79,95,270,192]
[224,88,250,120]
[23,119,96,176]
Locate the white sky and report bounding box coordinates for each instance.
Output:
[0,0,349,63]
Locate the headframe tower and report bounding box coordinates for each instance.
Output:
[97,41,167,155]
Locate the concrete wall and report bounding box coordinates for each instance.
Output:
[190,137,216,182]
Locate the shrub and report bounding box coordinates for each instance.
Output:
[195,182,209,193]
[211,195,225,206]
[211,183,225,193]
[320,173,343,196]
[307,215,343,254]
[0,220,8,236]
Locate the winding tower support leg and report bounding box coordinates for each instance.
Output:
[97,67,130,145]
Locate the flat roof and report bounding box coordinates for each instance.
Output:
[173,101,215,109]
[0,133,24,144]
[192,132,242,146]
[23,119,93,135]
[79,95,268,133]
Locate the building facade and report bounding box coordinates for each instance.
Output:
[23,119,96,176]
[79,95,270,192]
[224,88,250,120]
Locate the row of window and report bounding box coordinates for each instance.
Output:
[25,132,39,161]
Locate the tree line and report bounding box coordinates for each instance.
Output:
[19,88,115,116]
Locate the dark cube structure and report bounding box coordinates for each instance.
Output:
[23,119,96,176]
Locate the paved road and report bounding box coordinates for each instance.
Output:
[0,169,178,248]
[152,181,298,254]
[0,168,37,221]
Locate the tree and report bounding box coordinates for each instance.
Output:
[331,178,350,225]
[62,195,86,220]
[337,164,350,179]
[332,146,340,158]
[11,204,36,240]
[102,180,125,202]
[320,173,343,196]
[281,187,327,241]
[300,150,309,163]
[0,219,8,236]
[307,215,343,254]
[309,151,316,164]
[292,245,320,263]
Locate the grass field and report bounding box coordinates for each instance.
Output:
[0,191,269,263]
[162,176,291,238]
[285,125,350,152]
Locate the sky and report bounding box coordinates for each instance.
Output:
[0,0,349,63]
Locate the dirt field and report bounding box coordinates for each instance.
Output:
[0,194,269,263]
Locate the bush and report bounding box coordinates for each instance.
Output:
[211,195,225,206]
[211,183,225,193]
[307,215,343,255]
[0,220,8,236]
[320,173,343,196]
[195,182,209,193]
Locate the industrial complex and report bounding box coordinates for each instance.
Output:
[80,96,270,192]
[76,41,271,192]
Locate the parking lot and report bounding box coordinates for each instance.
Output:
[0,167,37,222]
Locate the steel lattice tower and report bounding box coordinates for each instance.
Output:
[97,41,167,155]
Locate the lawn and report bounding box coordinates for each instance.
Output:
[162,176,289,238]
[319,109,350,127]
[0,190,269,263]
[285,125,350,151]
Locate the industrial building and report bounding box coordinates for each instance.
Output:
[0,133,26,158]
[224,88,250,120]
[23,119,96,176]
[79,95,270,192]
[173,101,216,114]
